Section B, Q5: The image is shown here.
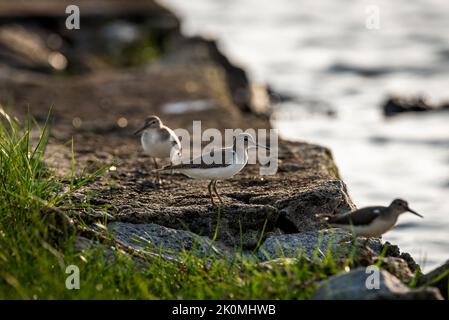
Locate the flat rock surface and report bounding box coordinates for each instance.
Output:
[108,222,223,258]
[257,229,382,261]
[313,267,443,300]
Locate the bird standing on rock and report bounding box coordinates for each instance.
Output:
[161,132,269,206]
[134,115,181,185]
[329,198,423,238]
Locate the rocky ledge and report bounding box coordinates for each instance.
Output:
[1,0,447,299]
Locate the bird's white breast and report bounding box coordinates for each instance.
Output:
[182,162,245,180]
[180,150,247,180]
[341,217,397,238]
[141,129,179,160]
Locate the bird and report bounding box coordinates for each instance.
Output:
[134,115,181,185]
[160,132,268,205]
[328,198,423,238]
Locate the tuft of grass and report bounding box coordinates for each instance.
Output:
[0,107,106,299]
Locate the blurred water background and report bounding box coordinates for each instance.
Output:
[163,0,449,271]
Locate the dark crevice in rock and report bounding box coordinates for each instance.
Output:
[275,211,299,234]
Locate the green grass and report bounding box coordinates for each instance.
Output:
[1,107,426,300]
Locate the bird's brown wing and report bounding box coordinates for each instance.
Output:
[329,206,385,226]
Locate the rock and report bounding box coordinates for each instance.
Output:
[257,229,378,261]
[417,260,449,299]
[382,95,449,117]
[108,222,225,258]
[266,85,298,104]
[398,252,421,273]
[0,25,68,72]
[260,179,355,233]
[164,35,253,113]
[115,204,279,249]
[0,0,179,73]
[374,257,414,283]
[249,83,271,115]
[313,268,443,300]
[327,62,392,77]
[382,242,421,274]
[74,235,153,270]
[74,236,117,263]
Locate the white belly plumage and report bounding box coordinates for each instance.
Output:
[179,162,246,180]
[141,132,178,159]
[337,218,396,237]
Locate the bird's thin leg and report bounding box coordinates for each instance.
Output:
[208,180,216,206]
[212,180,223,205]
[153,158,162,186]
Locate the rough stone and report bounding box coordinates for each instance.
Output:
[114,204,278,249]
[382,95,449,117]
[74,235,157,270]
[257,229,375,261]
[313,268,443,300]
[417,260,449,299]
[108,222,224,258]
[266,179,356,233]
[382,242,421,273]
[74,236,117,263]
[374,256,414,283]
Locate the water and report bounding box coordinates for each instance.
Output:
[163,0,449,271]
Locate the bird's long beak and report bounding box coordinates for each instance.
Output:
[407,207,423,218]
[256,143,270,150]
[134,124,148,135]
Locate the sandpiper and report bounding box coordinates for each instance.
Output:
[328,198,423,238]
[161,132,268,205]
[134,115,181,185]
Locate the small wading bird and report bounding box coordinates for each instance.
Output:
[134,115,181,185]
[161,132,269,205]
[329,198,423,238]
